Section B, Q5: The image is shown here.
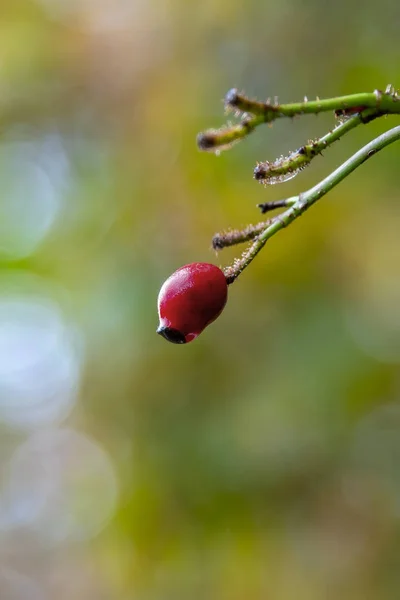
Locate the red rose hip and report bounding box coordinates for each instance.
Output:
[157,263,228,344]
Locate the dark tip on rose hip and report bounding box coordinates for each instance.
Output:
[156,326,186,344]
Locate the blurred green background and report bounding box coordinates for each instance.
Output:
[0,0,399,598]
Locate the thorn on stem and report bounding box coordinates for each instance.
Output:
[256,200,290,214]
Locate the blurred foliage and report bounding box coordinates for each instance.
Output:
[0,0,399,599]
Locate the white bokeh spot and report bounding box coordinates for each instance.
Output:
[0,428,119,544]
[0,135,69,260]
[0,295,82,429]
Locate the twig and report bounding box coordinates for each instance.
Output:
[224,125,400,283]
[212,200,296,249]
[212,218,275,250]
[253,108,379,185]
[255,199,295,214]
[197,86,400,153]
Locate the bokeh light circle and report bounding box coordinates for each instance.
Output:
[0,567,47,600]
[0,294,82,430]
[0,135,68,260]
[0,428,119,545]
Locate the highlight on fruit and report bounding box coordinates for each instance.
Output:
[157,263,228,344]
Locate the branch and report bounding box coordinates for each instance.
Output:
[197,115,264,153]
[211,199,296,249]
[224,125,400,283]
[253,108,378,185]
[197,85,400,153]
[224,87,396,118]
[212,218,276,250]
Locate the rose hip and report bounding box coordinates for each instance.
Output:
[157,263,228,344]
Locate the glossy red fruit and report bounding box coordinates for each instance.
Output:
[157,263,228,344]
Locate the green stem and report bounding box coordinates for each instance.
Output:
[224,125,400,283]
[225,87,400,119]
[212,218,275,249]
[254,108,378,184]
[197,115,264,152]
[198,86,400,152]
